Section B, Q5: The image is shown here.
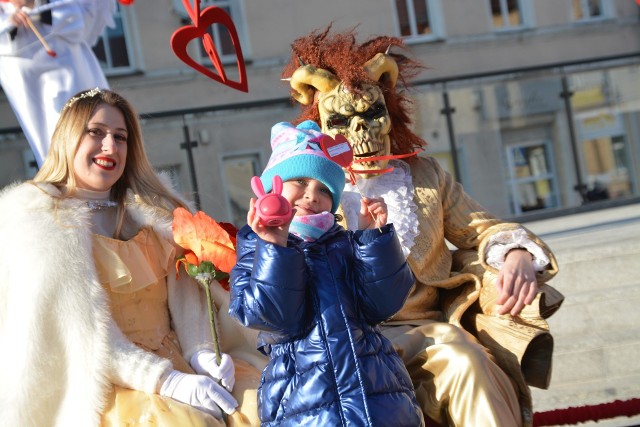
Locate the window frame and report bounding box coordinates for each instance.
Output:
[574,110,635,198]
[486,0,534,32]
[94,4,140,76]
[505,140,559,215]
[568,0,613,22]
[393,0,445,44]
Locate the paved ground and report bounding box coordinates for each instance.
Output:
[524,203,640,426]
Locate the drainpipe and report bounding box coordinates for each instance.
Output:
[560,75,588,203]
[180,117,201,210]
[441,85,462,182]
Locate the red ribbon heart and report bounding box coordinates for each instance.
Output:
[181,0,200,25]
[317,133,361,184]
[317,134,353,168]
[170,3,248,92]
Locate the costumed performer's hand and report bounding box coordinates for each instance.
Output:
[159,370,238,418]
[358,197,387,230]
[247,197,294,247]
[495,248,538,316]
[190,350,235,392]
[9,7,30,28]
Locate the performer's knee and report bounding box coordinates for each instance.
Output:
[426,326,496,377]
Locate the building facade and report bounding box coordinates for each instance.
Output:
[1,0,639,225]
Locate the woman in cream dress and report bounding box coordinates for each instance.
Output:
[0,88,264,426]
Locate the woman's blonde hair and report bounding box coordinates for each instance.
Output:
[34,88,189,236]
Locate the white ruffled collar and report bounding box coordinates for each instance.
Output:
[341,160,418,257]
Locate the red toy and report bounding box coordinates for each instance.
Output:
[251,175,291,227]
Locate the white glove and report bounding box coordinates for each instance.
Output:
[159,370,238,418]
[190,350,236,392]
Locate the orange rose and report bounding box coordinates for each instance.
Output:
[172,207,239,362]
[173,207,238,288]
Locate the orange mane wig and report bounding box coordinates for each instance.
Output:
[282,25,427,154]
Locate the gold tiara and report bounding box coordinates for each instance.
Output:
[62,87,103,112]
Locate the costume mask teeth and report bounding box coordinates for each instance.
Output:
[319,84,392,174]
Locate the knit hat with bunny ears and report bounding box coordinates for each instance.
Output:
[260,120,346,213]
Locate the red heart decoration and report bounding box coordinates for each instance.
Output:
[117,0,135,5]
[181,0,200,26]
[170,5,248,92]
[318,134,353,168]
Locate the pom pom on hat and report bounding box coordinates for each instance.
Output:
[260,121,346,213]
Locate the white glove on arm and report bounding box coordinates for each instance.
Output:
[159,370,238,418]
[190,350,236,392]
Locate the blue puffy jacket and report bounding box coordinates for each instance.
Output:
[229,223,424,427]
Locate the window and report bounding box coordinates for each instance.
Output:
[93,4,134,74]
[173,0,250,64]
[222,154,260,227]
[489,0,524,30]
[576,112,633,201]
[394,0,443,41]
[582,136,632,200]
[506,141,559,214]
[570,0,608,21]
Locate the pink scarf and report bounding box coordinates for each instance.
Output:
[289,211,334,242]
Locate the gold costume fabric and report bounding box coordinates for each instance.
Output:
[382,322,521,426]
[339,156,563,427]
[94,228,261,426]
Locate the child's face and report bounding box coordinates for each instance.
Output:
[282,178,333,216]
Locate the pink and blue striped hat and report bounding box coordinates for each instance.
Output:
[260,120,345,213]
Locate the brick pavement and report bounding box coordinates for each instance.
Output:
[525,203,640,426]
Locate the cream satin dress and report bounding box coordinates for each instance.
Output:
[77,189,259,426]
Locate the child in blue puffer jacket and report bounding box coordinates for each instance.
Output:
[229,121,424,427]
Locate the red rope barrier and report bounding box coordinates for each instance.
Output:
[533,398,640,426]
[422,398,640,426]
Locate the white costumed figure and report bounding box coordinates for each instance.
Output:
[0,0,116,166]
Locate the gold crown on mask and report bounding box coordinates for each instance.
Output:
[62,87,103,112]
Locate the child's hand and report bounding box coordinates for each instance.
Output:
[358,197,387,230]
[247,198,294,246]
